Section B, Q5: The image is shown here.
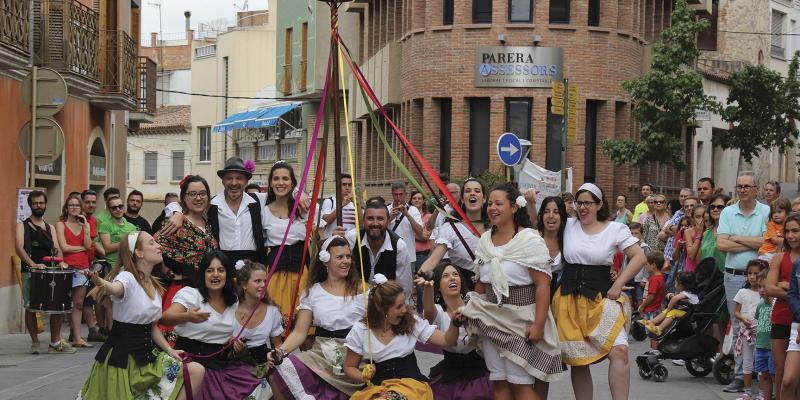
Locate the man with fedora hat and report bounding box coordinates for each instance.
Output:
[162,157,269,263]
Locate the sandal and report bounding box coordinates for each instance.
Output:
[73,339,94,348]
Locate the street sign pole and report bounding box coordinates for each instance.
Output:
[561,78,568,190]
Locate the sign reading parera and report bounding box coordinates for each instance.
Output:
[475,46,563,88]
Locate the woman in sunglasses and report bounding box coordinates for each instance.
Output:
[642,193,670,253]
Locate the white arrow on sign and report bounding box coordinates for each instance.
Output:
[501,143,519,156]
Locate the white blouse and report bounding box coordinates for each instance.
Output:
[172,287,238,344]
[263,205,319,246]
[345,316,437,362]
[434,221,479,272]
[110,271,162,325]
[477,243,535,286]
[232,305,284,347]
[562,218,638,266]
[432,304,473,354]
[297,283,367,331]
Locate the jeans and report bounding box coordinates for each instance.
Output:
[415,252,430,313]
[724,271,747,381]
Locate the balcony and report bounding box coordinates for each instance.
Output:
[0,0,30,71]
[92,30,137,110]
[687,0,712,16]
[129,56,156,125]
[351,42,401,119]
[32,0,99,95]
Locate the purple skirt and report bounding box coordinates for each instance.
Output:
[429,372,493,400]
[271,354,351,400]
[197,361,261,400]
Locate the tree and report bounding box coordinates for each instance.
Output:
[602,0,720,170]
[717,56,800,164]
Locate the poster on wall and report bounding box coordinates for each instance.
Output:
[17,187,45,223]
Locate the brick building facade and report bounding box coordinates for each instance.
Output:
[345,0,702,199]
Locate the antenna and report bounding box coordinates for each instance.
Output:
[233,0,249,11]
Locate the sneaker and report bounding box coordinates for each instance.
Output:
[48,340,77,354]
[723,379,745,393]
[672,359,686,366]
[752,395,765,400]
[30,343,40,354]
[735,394,752,400]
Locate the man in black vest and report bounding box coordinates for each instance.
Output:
[14,190,76,354]
[345,199,415,300]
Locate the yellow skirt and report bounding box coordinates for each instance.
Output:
[350,378,433,400]
[552,291,630,366]
[267,269,311,335]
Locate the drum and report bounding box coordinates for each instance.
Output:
[27,268,73,314]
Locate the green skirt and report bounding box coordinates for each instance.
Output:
[78,350,184,400]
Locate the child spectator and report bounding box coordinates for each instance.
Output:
[638,272,699,336]
[734,260,768,400]
[754,269,775,400]
[630,222,651,308]
[683,205,707,273]
[759,197,791,261]
[638,251,666,349]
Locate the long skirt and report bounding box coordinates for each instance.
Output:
[350,378,433,400]
[78,352,183,400]
[272,337,360,399]
[429,367,492,400]
[197,361,262,400]
[551,290,630,366]
[267,269,312,335]
[462,287,564,382]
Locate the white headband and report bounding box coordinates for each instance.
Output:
[127,232,139,252]
[318,235,344,263]
[578,183,603,201]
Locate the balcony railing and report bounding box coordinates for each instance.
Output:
[100,30,137,98]
[33,0,99,81]
[136,56,156,114]
[0,0,30,55]
[282,64,292,95]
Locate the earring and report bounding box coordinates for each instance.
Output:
[434,294,441,303]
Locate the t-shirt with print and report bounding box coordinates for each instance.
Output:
[755,300,773,350]
[644,273,666,313]
[734,288,762,321]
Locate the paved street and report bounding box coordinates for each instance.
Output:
[0,322,760,400]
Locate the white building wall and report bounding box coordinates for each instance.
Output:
[127,132,191,219]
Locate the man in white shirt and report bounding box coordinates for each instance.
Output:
[387,181,424,256]
[319,173,357,239]
[346,200,415,300]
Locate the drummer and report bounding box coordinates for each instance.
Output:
[14,190,77,355]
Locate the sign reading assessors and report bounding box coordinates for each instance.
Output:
[475,46,564,88]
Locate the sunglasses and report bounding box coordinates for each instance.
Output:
[653,200,666,205]
[110,204,124,211]
[709,204,725,210]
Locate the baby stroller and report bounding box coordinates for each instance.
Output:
[635,257,726,382]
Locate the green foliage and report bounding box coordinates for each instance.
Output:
[718,58,800,163]
[602,0,720,170]
[457,168,508,191]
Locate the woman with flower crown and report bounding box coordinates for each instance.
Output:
[460,183,564,400]
[268,235,368,400]
[155,175,218,342]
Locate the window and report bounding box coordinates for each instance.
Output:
[505,98,532,141]
[472,0,492,23]
[144,152,157,181]
[300,23,308,92]
[545,98,564,172]
[443,0,454,25]
[238,144,254,161]
[258,141,277,161]
[439,98,452,176]
[772,10,786,58]
[588,0,600,26]
[584,101,600,183]
[156,72,170,106]
[281,141,298,160]
[549,0,570,24]
[172,151,185,181]
[697,0,718,51]
[283,28,293,95]
[199,126,211,162]
[469,98,490,175]
[508,0,532,23]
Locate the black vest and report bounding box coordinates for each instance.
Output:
[356,230,401,281]
[23,218,54,269]
[207,193,266,263]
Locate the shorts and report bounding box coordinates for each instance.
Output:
[788,323,800,352]
[664,309,687,319]
[642,311,657,320]
[755,348,776,375]
[772,323,791,340]
[72,271,88,288]
[479,336,535,384]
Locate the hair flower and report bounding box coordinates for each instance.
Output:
[235,260,246,271]
[243,159,256,173]
[373,273,388,285]
[515,195,527,208]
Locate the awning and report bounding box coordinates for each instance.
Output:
[213,103,301,133]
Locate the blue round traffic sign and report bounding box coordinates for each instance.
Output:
[497,132,522,166]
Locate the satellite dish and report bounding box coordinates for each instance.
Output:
[18,118,65,165]
[21,68,67,117]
